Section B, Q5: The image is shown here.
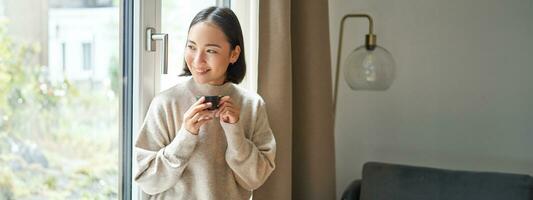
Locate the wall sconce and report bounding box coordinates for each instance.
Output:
[333,14,396,114]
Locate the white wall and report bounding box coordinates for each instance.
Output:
[329,0,533,197]
[48,7,119,82]
[3,0,48,65]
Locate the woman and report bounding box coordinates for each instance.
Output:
[134,6,276,200]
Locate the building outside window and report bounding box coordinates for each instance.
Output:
[82,42,93,71]
[0,0,119,199]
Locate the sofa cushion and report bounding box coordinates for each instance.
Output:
[359,162,533,200]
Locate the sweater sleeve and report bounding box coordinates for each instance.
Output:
[134,97,198,195]
[221,100,276,191]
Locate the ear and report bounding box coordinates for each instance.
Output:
[229,45,241,64]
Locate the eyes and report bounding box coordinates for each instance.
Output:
[186,44,218,54]
[186,44,196,50]
[206,49,218,54]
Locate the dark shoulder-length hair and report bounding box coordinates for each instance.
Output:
[180,6,246,84]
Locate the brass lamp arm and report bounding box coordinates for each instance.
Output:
[343,14,374,34]
[333,14,375,117]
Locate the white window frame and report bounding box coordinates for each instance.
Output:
[127,0,259,199]
[232,0,259,93]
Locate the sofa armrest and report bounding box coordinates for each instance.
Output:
[341,179,361,200]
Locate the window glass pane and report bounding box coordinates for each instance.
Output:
[0,0,119,199]
[160,0,217,92]
[82,42,92,71]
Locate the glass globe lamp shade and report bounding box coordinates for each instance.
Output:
[343,45,395,90]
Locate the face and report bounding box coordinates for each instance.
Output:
[185,22,241,85]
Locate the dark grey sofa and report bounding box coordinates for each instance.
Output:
[342,162,533,200]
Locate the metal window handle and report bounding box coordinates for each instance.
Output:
[146,27,168,74]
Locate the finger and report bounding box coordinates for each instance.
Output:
[220,114,230,122]
[219,96,231,105]
[216,100,233,117]
[190,112,202,123]
[220,107,237,123]
[220,101,235,110]
[225,110,233,118]
[218,105,229,118]
[227,112,236,122]
[224,110,238,123]
[218,100,232,108]
[185,106,208,121]
[225,106,239,117]
[193,96,206,106]
[215,102,228,117]
[219,99,238,112]
[228,107,240,117]
[197,116,213,123]
[215,108,221,118]
[220,95,231,101]
[190,110,211,123]
[185,97,209,117]
[188,102,212,116]
[198,110,215,119]
[194,117,213,129]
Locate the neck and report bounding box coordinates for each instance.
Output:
[187,77,232,96]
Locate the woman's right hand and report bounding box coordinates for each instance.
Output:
[182,97,214,135]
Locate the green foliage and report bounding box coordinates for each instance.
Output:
[0,166,15,200]
[44,176,58,190]
[0,20,73,137]
[0,21,118,199]
[112,0,120,7]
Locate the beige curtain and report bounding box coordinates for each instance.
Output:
[255,0,292,199]
[254,0,336,199]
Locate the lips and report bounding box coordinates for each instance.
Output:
[195,68,211,75]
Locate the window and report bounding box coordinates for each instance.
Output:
[158,0,218,92]
[82,42,93,71]
[0,0,258,199]
[0,0,120,199]
[61,42,67,72]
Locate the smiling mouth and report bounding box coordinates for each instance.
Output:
[195,68,211,74]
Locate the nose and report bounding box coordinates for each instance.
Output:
[192,51,206,65]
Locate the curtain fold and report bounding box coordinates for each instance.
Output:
[290,0,336,199]
[256,0,335,199]
[254,0,292,199]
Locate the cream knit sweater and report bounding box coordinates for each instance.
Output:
[134,78,276,200]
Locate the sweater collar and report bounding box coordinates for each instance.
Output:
[186,77,233,96]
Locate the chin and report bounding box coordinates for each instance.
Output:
[192,74,225,85]
[192,75,216,84]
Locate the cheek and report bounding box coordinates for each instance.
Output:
[206,56,230,69]
[184,52,194,67]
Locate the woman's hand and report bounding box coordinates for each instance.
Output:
[215,96,240,124]
[182,97,214,134]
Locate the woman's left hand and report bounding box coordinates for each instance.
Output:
[216,96,240,124]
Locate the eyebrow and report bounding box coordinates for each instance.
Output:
[187,40,222,48]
